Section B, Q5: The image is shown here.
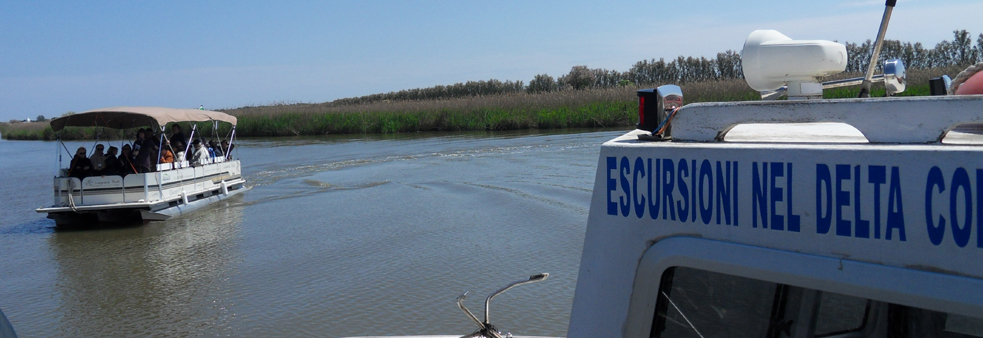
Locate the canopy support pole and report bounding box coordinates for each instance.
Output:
[228,126,237,160]
[157,128,165,199]
[185,124,197,161]
[55,138,61,177]
[88,129,102,157]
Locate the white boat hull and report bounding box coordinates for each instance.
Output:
[37,159,245,226]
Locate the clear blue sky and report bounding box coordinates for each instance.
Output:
[1,0,980,121]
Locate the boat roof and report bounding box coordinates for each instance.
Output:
[49,106,237,132]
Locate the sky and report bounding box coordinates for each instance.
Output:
[1,0,981,121]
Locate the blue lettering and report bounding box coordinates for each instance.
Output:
[662,159,676,221]
[716,161,732,225]
[770,162,785,231]
[978,169,983,248]
[691,160,697,223]
[677,159,690,222]
[619,157,631,217]
[854,165,871,238]
[836,164,852,237]
[647,158,661,220]
[606,157,617,215]
[950,168,972,247]
[886,167,906,241]
[699,160,713,225]
[926,166,946,245]
[633,157,646,219]
[816,164,832,234]
[868,166,886,239]
[787,163,800,232]
[753,162,768,229]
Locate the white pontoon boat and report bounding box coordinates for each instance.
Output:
[347,1,983,337]
[35,107,246,226]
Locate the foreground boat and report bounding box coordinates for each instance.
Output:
[36,107,246,226]
[347,1,983,337]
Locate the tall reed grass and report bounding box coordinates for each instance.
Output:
[0,67,961,141]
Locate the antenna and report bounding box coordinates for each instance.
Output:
[859,0,897,98]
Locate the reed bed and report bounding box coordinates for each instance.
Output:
[0,67,962,141]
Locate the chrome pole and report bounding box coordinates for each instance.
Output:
[859,0,896,97]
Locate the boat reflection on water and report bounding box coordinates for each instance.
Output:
[47,199,245,337]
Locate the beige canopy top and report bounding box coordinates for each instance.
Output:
[49,106,237,132]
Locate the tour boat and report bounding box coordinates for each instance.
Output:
[35,107,246,226]
[347,1,983,337]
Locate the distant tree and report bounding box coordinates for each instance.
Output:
[527,74,557,93]
[327,28,977,103]
[36,115,46,122]
[559,66,595,90]
[953,30,976,65]
[977,33,983,63]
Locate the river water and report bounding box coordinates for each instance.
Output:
[0,129,621,337]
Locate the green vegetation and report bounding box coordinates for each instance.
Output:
[3,30,979,141]
[0,66,963,141]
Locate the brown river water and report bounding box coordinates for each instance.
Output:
[0,129,622,337]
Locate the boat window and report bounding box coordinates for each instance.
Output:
[651,267,778,338]
[651,267,983,338]
[814,292,870,336]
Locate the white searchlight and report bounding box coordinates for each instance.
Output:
[742,30,847,99]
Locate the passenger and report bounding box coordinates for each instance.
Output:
[103,146,121,176]
[133,132,155,173]
[209,140,223,158]
[159,142,174,165]
[133,129,146,154]
[149,143,160,171]
[170,124,187,147]
[89,144,107,174]
[222,140,234,159]
[173,141,186,164]
[191,139,212,166]
[68,147,93,179]
[119,145,137,176]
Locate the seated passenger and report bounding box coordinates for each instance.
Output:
[210,140,224,157]
[69,147,93,178]
[133,129,145,154]
[173,141,186,164]
[160,142,174,165]
[191,139,212,166]
[170,124,187,147]
[102,146,121,176]
[89,144,107,174]
[118,145,137,176]
[133,133,155,173]
[222,140,234,159]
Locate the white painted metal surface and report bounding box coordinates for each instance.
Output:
[742,30,847,94]
[37,159,244,224]
[569,96,983,337]
[671,95,983,143]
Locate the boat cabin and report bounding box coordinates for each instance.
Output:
[570,29,983,337]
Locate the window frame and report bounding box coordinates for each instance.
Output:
[624,237,983,338]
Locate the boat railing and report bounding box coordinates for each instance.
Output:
[53,159,240,207]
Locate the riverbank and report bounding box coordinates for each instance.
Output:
[0,66,959,141]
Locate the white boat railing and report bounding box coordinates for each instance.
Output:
[54,159,241,207]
